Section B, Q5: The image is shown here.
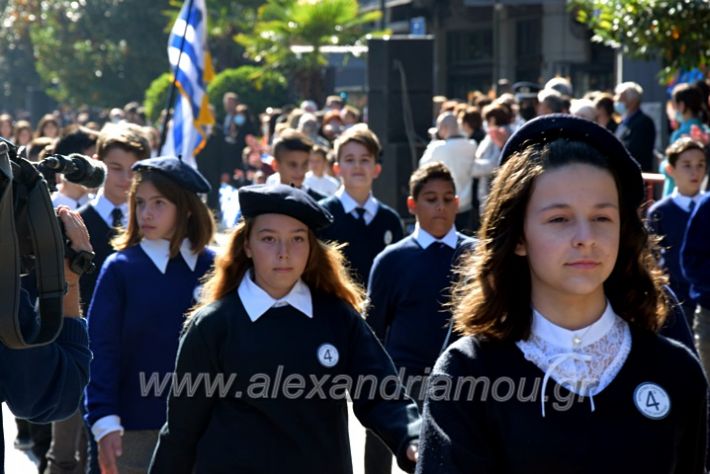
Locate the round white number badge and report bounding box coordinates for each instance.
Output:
[633,382,670,420]
[317,343,339,368]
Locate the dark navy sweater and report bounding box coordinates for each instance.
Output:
[416,328,707,473]
[367,233,473,374]
[0,290,91,473]
[79,204,118,315]
[318,196,404,284]
[150,290,420,473]
[647,197,694,307]
[85,245,214,431]
[682,193,710,310]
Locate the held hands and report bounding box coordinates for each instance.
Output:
[98,431,123,474]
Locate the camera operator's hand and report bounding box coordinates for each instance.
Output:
[98,431,122,474]
[56,206,92,317]
[57,206,92,254]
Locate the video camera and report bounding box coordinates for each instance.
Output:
[0,137,105,348]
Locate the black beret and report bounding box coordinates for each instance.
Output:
[131,156,211,193]
[238,183,333,231]
[500,114,645,207]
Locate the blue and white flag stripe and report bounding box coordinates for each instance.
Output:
[162,0,214,168]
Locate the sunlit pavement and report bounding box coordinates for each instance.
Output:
[4,402,406,474]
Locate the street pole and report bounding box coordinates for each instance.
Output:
[379,0,386,30]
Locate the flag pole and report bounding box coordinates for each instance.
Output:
[159,0,196,155]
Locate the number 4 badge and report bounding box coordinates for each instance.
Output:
[317,343,339,368]
[633,382,671,420]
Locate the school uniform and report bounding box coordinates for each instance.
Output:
[681,192,710,398]
[367,225,475,379]
[647,189,704,322]
[149,272,420,474]
[85,240,214,455]
[319,188,404,284]
[416,304,707,473]
[305,185,327,202]
[52,191,91,209]
[304,171,340,196]
[79,190,129,314]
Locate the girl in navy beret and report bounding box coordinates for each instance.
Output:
[415,115,707,474]
[149,183,420,473]
[85,158,216,474]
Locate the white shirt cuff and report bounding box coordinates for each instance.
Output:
[91,415,124,442]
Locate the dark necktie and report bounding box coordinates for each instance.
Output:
[355,207,366,225]
[111,208,123,228]
[688,200,696,214]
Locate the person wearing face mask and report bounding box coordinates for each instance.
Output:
[613,82,657,172]
[658,83,710,197]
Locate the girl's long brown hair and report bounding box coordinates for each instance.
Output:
[451,139,668,342]
[188,218,366,321]
[112,170,215,256]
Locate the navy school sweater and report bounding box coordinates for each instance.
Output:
[416,327,707,474]
[79,203,118,315]
[149,290,420,473]
[318,196,404,285]
[85,245,214,431]
[367,233,474,375]
[682,192,710,310]
[647,197,695,307]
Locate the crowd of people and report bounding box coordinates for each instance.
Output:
[0,73,709,474]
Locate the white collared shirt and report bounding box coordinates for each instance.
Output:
[335,187,379,225]
[411,223,458,249]
[671,188,703,213]
[139,238,199,274]
[91,189,129,227]
[52,191,91,210]
[516,301,631,416]
[237,271,313,322]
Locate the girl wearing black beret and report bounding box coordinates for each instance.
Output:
[149,184,420,473]
[86,157,216,474]
[415,115,707,473]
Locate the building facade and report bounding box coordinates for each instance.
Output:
[360,0,616,97]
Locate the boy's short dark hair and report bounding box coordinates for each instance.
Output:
[54,125,99,155]
[334,125,381,162]
[666,137,707,167]
[96,123,150,161]
[409,161,455,200]
[482,103,512,126]
[272,129,314,161]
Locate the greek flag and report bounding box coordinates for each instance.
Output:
[162,0,215,168]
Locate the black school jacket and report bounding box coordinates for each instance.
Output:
[150,290,420,473]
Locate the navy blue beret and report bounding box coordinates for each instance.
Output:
[500,114,645,207]
[238,183,333,231]
[131,156,211,193]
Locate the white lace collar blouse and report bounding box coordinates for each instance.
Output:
[516,301,631,417]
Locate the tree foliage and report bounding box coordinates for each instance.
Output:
[207,66,290,119]
[0,3,41,112]
[143,72,174,124]
[236,0,383,102]
[166,0,265,70]
[571,0,710,81]
[1,0,171,108]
